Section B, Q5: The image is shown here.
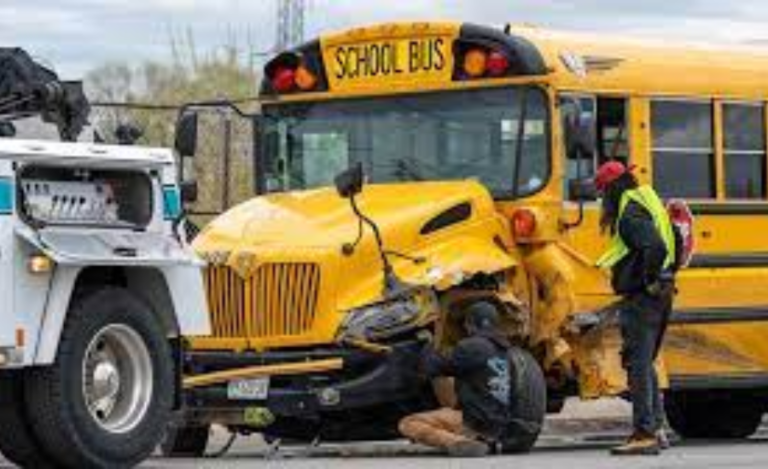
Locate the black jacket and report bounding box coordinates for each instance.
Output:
[422,332,511,439]
[612,201,669,295]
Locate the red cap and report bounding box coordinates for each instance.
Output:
[595,161,633,192]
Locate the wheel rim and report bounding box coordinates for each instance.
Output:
[81,324,153,434]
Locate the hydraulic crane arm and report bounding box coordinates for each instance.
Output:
[0,47,90,141]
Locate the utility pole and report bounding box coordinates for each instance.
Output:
[276,0,306,51]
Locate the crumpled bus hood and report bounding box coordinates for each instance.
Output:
[194,181,518,313]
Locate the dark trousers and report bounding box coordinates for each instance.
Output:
[619,290,673,435]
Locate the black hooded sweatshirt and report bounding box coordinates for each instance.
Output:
[422,331,512,439]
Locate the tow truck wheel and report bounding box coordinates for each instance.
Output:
[159,422,211,457]
[499,346,547,454]
[665,390,764,440]
[24,287,175,468]
[0,371,55,468]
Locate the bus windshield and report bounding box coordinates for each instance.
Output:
[260,86,550,198]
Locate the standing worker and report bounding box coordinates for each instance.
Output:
[594,161,677,456]
[398,302,513,457]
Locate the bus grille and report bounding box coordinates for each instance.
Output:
[204,263,321,338]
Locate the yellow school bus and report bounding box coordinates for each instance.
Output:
[168,22,768,453]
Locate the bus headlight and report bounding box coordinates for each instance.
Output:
[338,289,438,342]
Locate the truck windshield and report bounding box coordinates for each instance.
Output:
[260,86,550,198]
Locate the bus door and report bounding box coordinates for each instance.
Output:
[560,94,630,301]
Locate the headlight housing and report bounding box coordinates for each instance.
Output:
[338,289,438,342]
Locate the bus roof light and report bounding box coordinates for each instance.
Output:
[295,64,318,91]
[463,49,488,78]
[487,51,510,77]
[272,67,296,93]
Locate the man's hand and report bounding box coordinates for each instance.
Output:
[645,274,675,298]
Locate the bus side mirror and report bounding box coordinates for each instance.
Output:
[568,177,598,201]
[334,162,365,198]
[174,112,199,158]
[563,102,596,160]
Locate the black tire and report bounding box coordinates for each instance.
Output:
[500,346,547,454]
[0,371,55,468]
[159,422,210,458]
[666,390,764,440]
[24,287,175,468]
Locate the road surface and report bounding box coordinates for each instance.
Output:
[144,399,768,469]
[3,399,766,468]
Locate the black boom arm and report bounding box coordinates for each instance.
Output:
[0,48,90,141]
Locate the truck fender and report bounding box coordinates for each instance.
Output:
[32,264,210,366]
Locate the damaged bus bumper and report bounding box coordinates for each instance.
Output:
[181,338,431,426]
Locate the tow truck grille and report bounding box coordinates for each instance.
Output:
[204,263,321,338]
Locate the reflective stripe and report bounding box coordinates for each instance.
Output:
[596,185,676,269]
[163,185,181,220]
[0,178,13,214]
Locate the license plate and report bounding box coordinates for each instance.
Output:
[227,377,270,400]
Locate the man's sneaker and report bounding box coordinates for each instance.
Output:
[446,439,490,457]
[610,432,661,456]
[657,429,671,450]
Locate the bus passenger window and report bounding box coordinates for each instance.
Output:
[651,101,715,199]
[723,103,766,199]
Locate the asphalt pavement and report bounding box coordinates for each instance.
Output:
[143,399,768,469]
[3,399,766,468]
[145,434,768,469]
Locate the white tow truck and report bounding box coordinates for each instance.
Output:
[0,49,210,468]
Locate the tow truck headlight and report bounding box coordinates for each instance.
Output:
[28,254,53,274]
[338,289,438,342]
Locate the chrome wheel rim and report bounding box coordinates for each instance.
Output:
[82,324,153,434]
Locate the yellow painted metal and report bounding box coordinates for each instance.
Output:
[321,22,458,94]
[343,339,393,354]
[508,24,768,100]
[713,100,725,200]
[183,358,344,389]
[189,21,768,402]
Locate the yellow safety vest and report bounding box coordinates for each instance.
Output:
[596,185,676,270]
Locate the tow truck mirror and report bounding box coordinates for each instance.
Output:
[334,162,365,198]
[174,111,198,158]
[568,177,598,201]
[180,180,199,204]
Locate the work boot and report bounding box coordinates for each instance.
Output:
[446,439,490,457]
[657,429,670,450]
[610,432,660,456]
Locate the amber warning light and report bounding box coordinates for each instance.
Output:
[267,54,321,94]
[460,47,510,79]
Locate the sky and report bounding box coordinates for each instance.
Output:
[3,0,768,79]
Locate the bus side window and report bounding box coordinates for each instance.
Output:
[651,100,715,199]
[723,103,766,199]
[596,97,629,165]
